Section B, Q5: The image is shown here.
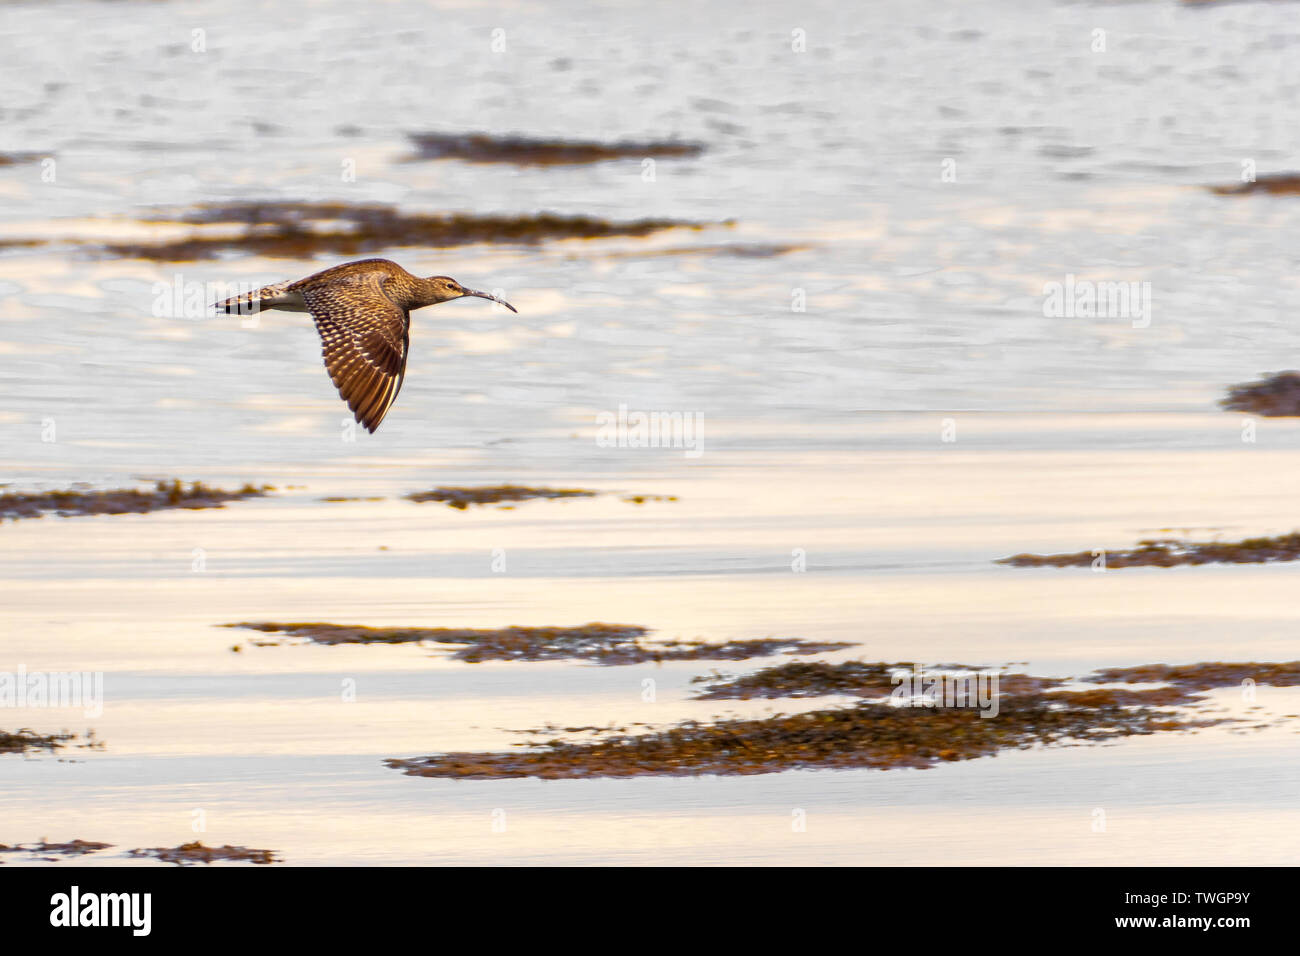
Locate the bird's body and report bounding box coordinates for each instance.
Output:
[215,258,515,432]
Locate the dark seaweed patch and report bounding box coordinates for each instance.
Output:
[96,202,705,261]
[385,693,1207,780]
[1,729,74,754]
[1220,371,1300,417]
[692,661,905,699]
[404,486,678,509]
[407,132,705,166]
[0,839,112,862]
[1208,173,1300,196]
[998,532,1300,568]
[699,659,1279,706]
[0,728,100,754]
[691,660,1107,701]
[0,480,270,521]
[128,841,278,865]
[221,621,849,665]
[406,485,598,509]
[1087,661,1300,691]
[386,659,1299,779]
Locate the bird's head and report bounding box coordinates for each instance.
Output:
[425,276,517,312]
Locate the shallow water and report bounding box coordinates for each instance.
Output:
[2,0,1300,865]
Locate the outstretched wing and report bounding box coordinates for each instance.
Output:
[300,274,410,433]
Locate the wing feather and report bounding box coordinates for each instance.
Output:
[301,274,410,433]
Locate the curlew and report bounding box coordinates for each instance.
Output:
[214,258,516,432]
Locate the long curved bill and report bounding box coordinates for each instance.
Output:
[464,289,518,313]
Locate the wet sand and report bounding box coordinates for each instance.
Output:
[2,428,1299,864]
[5,0,1300,866]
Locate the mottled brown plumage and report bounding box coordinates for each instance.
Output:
[215,258,516,432]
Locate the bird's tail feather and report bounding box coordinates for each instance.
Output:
[213,281,301,315]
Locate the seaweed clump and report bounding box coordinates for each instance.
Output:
[0,480,270,522]
[406,132,705,165]
[1,728,83,754]
[128,841,278,865]
[0,839,112,862]
[692,661,904,699]
[221,621,850,664]
[385,689,1204,780]
[1208,173,1300,196]
[692,661,1068,700]
[406,485,598,509]
[997,532,1300,568]
[1220,371,1300,417]
[386,658,1300,780]
[1088,661,1300,691]
[97,202,703,261]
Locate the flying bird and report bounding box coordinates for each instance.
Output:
[214,258,517,432]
